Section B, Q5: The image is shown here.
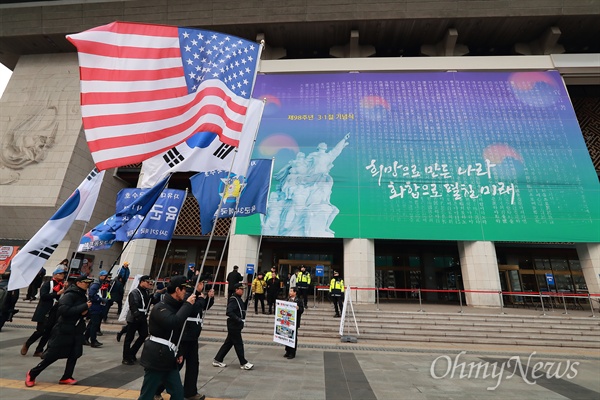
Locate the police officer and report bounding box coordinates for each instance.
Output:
[156,278,214,400]
[296,266,311,308]
[122,275,153,365]
[329,271,345,318]
[212,283,254,370]
[138,276,196,400]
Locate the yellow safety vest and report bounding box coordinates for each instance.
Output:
[330,279,344,293]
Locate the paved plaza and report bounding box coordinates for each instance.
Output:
[0,319,599,400]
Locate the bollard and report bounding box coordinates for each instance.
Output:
[539,292,546,316]
[499,291,506,315]
[458,289,463,314]
[313,285,317,309]
[562,292,569,315]
[417,288,424,312]
[589,294,596,318]
[376,288,380,311]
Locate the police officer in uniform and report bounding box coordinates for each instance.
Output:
[329,271,345,318]
[138,276,196,400]
[296,266,311,308]
[155,278,214,400]
[122,275,153,365]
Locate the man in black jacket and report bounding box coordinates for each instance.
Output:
[138,276,196,400]
[212,283,253,370]
[284,287,304,360]
[226,265,243,298]
[156,278,214,400]
[122,275,153,365]
[25,275,92,387]
[22,267,66,357]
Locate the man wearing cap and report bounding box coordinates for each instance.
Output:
[25,275,92,387]
[84,270,109,347]
[226,265,243,298]
[155,278,214,400]
[212,282,254,370]
[138,276,196,400]
[296,266,311,308]
[122,275,154,365]
[22,267,66,357]
[329,271,345,318]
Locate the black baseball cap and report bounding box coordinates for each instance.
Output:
[168,275,190,290]
[233,283,244,290]
[76,275,93,283]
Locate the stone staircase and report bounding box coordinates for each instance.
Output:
[10,298,600,349]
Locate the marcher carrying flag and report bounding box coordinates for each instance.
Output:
[66,21,263,171]
[8,169,105,290]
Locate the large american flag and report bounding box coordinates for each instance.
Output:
[67,21,262,171]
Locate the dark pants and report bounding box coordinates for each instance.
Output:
[27,283,41,300]
[29,353,78,381]
[102,300,113,321]
[138,367,184,400]
[26,321,51,353]
[84,314,102,343]
[156,340,199,398]
[285,331,298,357]
[254,293,265,313]
[331,294,344,315]
[214,328,247,365]
[267,293,277,313]
[297,286,309,307]
[123,319,148,361]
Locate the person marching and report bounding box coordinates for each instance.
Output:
[266,272,281,315]
[296,266,311,308]
[25,275,92,387]
[155,278,214,400]
[329,271,345,318]
[212,283,254,370]
[137,276,196,400]
[251,272,267,315]
[84,270,108,347]
[21,267,66,357]
[122,275,154,365]
[284,287,304,360]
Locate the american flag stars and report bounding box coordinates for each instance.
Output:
[179,28,260,98]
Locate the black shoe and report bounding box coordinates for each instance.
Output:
[122,359,135,365]
[91,341,103,348]
[287,355,295,359]
[83,340,91,346]
[116,331,123,342]
[97,331,103,336]
[284,354,290,358]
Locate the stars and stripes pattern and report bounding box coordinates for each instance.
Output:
[66,21,262,171]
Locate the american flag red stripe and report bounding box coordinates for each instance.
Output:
[67,21,261,171]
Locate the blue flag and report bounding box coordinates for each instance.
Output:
[115,188,186,241]
[78,175,170,251]
[190,159,272,235]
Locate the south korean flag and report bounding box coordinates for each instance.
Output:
[140,99,264,188]
[8,169,105,290]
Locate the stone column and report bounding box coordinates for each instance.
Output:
[458,241,501,307]
[576,243,600,296]
[119,239,157,292]
[343,238,375,303]
[227,220,260,295]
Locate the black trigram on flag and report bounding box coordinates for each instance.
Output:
[213,143,234,159]
[29,244,58,260]
[163,148,185,168]
[86,168,98,181]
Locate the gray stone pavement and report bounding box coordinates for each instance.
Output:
[1,322,599,400]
